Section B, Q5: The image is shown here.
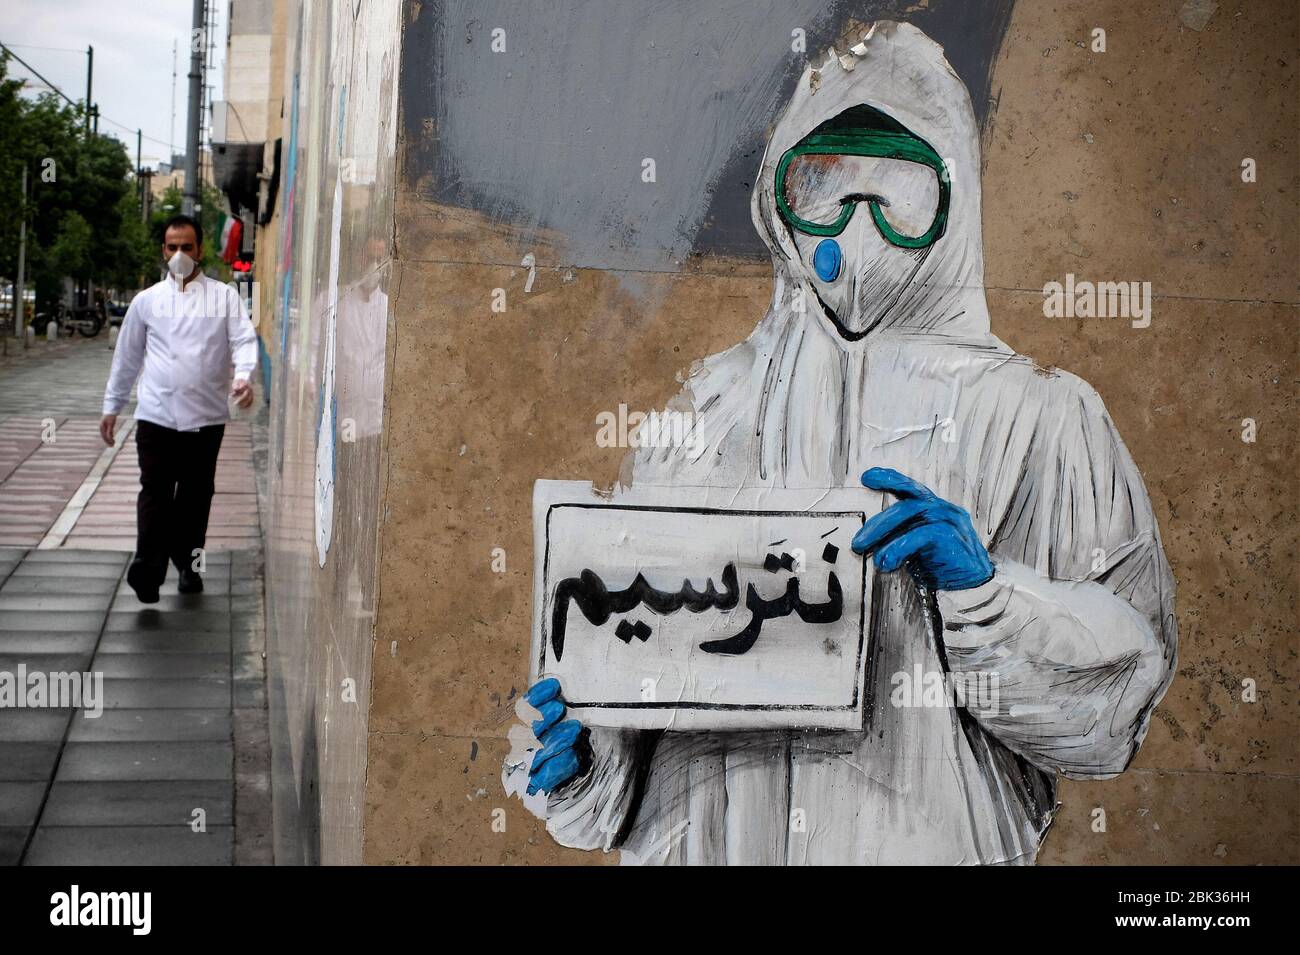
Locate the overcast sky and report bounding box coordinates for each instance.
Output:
[0,0,227,169]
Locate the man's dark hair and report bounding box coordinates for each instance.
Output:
[161,214,203,248]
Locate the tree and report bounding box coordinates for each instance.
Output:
[49,212,92,281]
[0,52,155,309]
[103,189,157,289]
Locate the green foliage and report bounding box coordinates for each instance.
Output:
[49,211,92,280]
[105,188,157,289]
[151,183,184,227]
[0,51,159,304]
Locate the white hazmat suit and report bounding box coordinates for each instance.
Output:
[523,22,1177,865]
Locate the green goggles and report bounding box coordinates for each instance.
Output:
[774,108,951,250]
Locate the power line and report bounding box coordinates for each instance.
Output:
[0,42,79,109]
[0,42,86,54]
[1,41,175,154]
[96,113,173,151]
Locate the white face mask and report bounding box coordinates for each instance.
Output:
[167,250,196,279]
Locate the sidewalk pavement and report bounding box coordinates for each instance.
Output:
[0,334,271,865]
[0,548,269,864]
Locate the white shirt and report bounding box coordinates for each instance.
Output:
[103,272,259,432]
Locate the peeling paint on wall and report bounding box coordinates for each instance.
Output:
[401,0,1015,271]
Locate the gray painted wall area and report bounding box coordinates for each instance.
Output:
[230,0,274,35]
[400,0,1015,271]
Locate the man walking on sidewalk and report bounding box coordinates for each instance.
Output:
[100,215,258,603]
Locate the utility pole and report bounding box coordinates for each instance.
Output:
[13,166,27,339]
[140,171,153,223]
[170,39,177,163]
[84,45,93,136]
[137,129,143,216]
[183,0,205,215]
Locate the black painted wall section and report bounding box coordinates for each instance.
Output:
[399,0,1015,268]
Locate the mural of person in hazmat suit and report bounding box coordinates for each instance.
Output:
[504,21,1177,865]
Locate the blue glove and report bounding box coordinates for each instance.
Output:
[851,467,995,591]
[524,678,588,795]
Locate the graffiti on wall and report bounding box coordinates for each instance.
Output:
[503,22,1177,866]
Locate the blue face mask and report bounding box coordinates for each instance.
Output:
[813,238,843,282]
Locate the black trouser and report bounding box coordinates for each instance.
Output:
[133,419,226,586]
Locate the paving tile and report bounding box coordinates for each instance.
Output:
[96,631,230,654]
[22,551,127,565]
[0,593,113,612]
[62,536,136,550]
[40,780,232,827]
[160,563,233,577]
[91,653,228,680]
[108,593,222,613]
[55,741,233,782]
[24,825,233,865]
[233,680,265,709]
[0,610,106,631]
[113,595,231,614]
[11,562,123,579]
[105,610,231,633]
[162,574,235,589]
[69,708,231,743]
[0,826,26,865]
[69,514,142,527]
[0,653,93,683]
[0,781,46,827]
[233,627,264,656]
[0,741,62,781]
[230,563,262,582]
[0,708,71,743]
[98,678,231,709]
[232,610,263,630]
[230,594,262,614]
[0,631,99,655]
[0,576,118,595]
[233,652,263,682]
[0,523,52,535]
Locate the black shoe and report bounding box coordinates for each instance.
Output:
[127,560,160,604]
[177,568,204,594]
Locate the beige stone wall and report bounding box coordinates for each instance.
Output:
[981,0,1297,865]
[252,0,288,352]
[361,0,1296,865]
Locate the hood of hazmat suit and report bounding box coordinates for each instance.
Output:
[539,22,1177,865]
